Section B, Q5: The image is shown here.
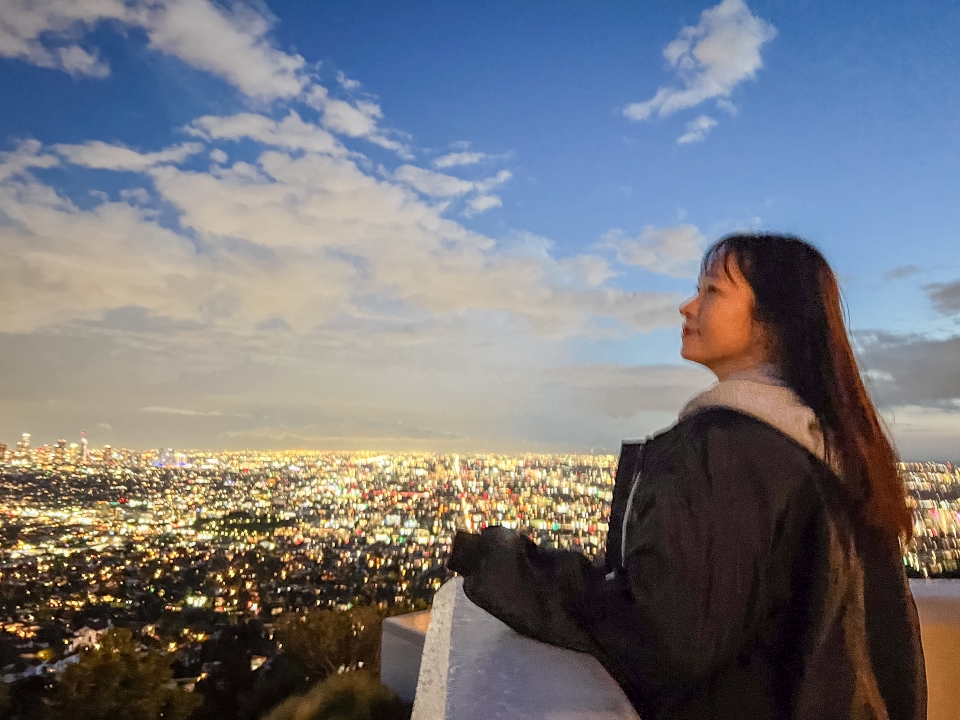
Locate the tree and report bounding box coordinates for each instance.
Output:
[0,680,10,720]
[48,628,198,720]
[273,606,385,679]
[263,672,410,720]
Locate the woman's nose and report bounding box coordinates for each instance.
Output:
[679,295,696,318]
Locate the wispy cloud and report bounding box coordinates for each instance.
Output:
[433,151,487,168]
[857,331,960,422]
[676,115,718,144]
[187,111,347,156]
[0,0,307,98]
[598,224,706,277]
[305,86,411,157]
[884,264,921,280]
[141,406,222,416]
[624,0,776,125]
[0,139,58,182]
[336,70,361,90]
[393,165,475,197]
[54,141,204,171]
[393,165,511,214]
[465,194,502,216]
[925,280,960,315]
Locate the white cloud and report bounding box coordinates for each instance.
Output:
[677,115,718,144]
[141,406,222,416]
[210,160,269,185]
[307,86,380,137]
[465,195,502,215]
[0,139,59,182]
[120,187,151,204]
[0,0,126,77]
[599,224,706,277]
[54,141,204,171]
[187,111,347,156]
[881,405,960,460]
[0,175,210,333]
[139,0,307,99]
[474,170,512,194]
[0,0,307,98]
[305,86,411,157]
[0,1,406,160]
[553,363,714,418]
[433,151,487,168]
[716,98,738,115]
[623,0,776,121]
[57,44,109,77]
[394,165,474,197]
[209,148,228,164]
[394,166,511,210]
[336,70,361,90]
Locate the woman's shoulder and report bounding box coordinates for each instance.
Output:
[643,407,835,491]
[650,406,823,456]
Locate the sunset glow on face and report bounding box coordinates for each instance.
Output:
[680,257,771,380]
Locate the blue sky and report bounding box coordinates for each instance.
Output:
[1,0,958,456]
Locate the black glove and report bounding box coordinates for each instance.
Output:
[447,529,483,575]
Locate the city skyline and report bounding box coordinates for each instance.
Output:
[1,0,959,456]
[3,426,959,466]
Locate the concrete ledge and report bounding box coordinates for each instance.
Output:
[910,581,960,720]
[409,577,639,720]
[381,610,431,704]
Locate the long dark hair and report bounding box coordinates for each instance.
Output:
[703,233,912,549]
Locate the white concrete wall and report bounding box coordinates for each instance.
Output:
[409,578,639,720]
[911,581,960,720]
[382,610,431,704]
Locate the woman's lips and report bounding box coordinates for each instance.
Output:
[682,326,696,337]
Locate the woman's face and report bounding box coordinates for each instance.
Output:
[680,255,772,380]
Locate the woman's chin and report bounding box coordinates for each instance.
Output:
[679,344,699,363]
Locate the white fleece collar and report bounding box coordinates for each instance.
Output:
[678,364,827,461]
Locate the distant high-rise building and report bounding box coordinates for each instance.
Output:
[15,433,32,462]
[81,431,89,464]
[0,443,7,462]
[54,439,66,465]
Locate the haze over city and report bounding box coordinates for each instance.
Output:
[1,0,959,457]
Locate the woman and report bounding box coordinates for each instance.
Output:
[448,234,926,720]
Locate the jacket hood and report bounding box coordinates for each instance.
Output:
[679,364,827,461]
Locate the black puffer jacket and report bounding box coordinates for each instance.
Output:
[448,408,926,720]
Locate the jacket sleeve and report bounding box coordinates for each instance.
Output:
[447,526,605,655]
[448,414,801,712]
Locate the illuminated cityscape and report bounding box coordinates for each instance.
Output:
[0,432,956,705]
[0,434,616,692]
